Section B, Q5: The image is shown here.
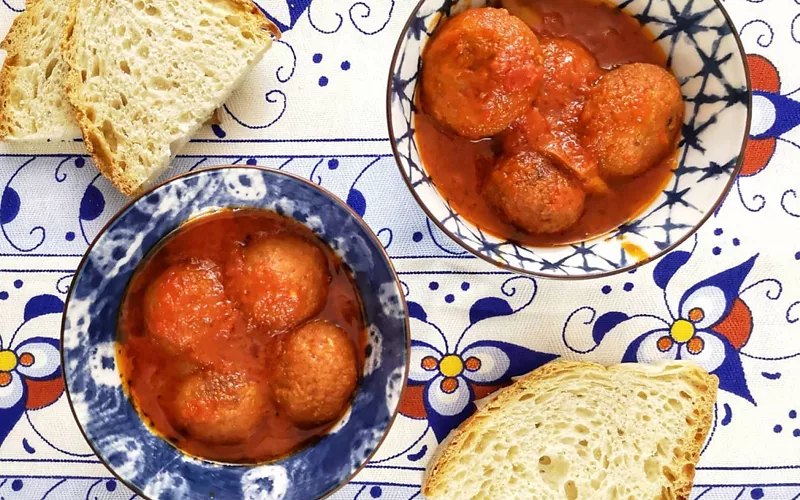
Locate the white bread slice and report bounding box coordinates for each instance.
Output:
[423,360,718,500]
[62,0,275,195]
[0,0,80,140]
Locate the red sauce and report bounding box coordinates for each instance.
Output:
[416,0,677,246]
[117,209,366,463]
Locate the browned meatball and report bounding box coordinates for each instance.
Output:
[143,260,238,362]
[421,8,543,139]
[483,151,586,234]
[226,233,330,331]
[274,320,358,427]
[500,106,608,194]
[172,370,266,444]
[538,37,604,123]
[579,63,684,177]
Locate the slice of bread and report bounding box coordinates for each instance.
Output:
[0,0,80,140]
[423,360,718,500]
[62,0,275,195]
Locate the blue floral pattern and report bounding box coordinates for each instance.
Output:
[2,0,800,497]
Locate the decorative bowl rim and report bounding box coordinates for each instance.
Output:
[59,164,412,500]
[385,0,753,280]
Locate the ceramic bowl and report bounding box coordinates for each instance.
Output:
[387,0,751,278]
[61,166,409,500]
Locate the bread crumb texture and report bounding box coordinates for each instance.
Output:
[422,360,718,500]
[62,0,274,195]
[0,0,79,140]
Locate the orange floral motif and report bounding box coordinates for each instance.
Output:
[740,54,780,178]
[464,357,481,371]
[19,353,34,367]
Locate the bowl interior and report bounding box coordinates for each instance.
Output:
[62,167,408,499]
[388,0,750,278]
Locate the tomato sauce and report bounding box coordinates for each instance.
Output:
[117,209,366,463]
[415,0,677,246]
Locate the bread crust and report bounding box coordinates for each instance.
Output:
[0,0,78,141]
[60,0,277,196]
[422,360,719,500]
[0,1,41,139]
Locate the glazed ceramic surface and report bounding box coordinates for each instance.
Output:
[61,167,409,500]
[388,0,751,278]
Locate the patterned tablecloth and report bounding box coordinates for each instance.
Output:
[1,0,800,498]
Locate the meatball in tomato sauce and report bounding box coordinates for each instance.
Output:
[484,151,586,234]
[496,37,608,195]
[172,369,266,445]
[421,8,543,139]
[143,260,238,362]
[500,106,607,194]
[274,320,358,428]
[580,63,684,177]
[537,37,603,122]
[226,233,330,331]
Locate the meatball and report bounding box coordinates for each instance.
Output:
[421,8,543,139]
[226,233,330,331]
[483,151,586,234]
[579,63,684,177]
[172,369,266,444]
[537,37,603,123]
[500,107,608,194]
[143,260,238,361]
[274,321,358,427]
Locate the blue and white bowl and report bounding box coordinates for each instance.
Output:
[61,167,409,499]
[387,0,751,278]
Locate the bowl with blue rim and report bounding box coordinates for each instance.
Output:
[387,0,751,278]
[61,166,409,499]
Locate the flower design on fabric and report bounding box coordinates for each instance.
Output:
[620,252,757,403]
[741,54,782,178]
[398,277,557,441]
[402,338,556,441]
[563,249,760,405]
[734,53,800,216]
[0,294,65,445]
[408,340,515,417]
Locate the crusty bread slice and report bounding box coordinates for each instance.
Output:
[423,360,718,500]
[0,0,80,140]
[62,0,275,195]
